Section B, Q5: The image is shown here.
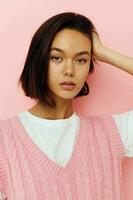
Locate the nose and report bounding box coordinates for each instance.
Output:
[63,61,75,77]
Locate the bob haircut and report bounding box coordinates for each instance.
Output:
[18,12,98,107]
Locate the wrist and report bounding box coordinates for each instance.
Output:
[95,45,108,62]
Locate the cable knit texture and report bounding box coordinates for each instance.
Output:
[0,114,125,200]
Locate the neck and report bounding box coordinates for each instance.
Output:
[28,100,74,120]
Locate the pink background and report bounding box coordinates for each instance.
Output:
[0,0,133,199]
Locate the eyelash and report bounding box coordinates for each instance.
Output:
[50,56,88,63]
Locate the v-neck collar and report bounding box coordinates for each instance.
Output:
[9,114,89,178]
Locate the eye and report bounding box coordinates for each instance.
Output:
[50,56,62,62]
[76,58,88,64]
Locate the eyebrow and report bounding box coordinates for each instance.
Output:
[50,47,90,56]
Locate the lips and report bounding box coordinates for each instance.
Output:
[60,81,76,85]
[60,81,76,90]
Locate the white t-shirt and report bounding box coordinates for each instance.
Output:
[18,110,133,167]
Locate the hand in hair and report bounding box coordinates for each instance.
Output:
[92,29,133,75]
[92,29,105,61]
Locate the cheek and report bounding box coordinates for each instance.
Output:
[77,67,89,81]
[48,63,61,77]
[47,67,60,88]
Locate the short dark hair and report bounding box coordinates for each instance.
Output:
[18,12,98,107]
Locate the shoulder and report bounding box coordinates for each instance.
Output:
[112,109,133,123]
[80,113,114,122]
[0,118,9,136]
[79,112,117,132]
[0,114,18,138]
[83,113,126,161]
[0,118,9,199]
[0,117,10,130]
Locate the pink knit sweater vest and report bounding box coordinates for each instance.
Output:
[0,114,125,200]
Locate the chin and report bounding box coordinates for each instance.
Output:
[56,93,77,100]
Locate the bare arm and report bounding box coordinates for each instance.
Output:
[92,31,133,75]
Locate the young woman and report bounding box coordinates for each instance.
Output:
[0,12,133,200]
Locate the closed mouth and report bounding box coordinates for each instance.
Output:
[60,81,76,85]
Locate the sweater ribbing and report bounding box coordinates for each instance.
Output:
[0,114,125,199]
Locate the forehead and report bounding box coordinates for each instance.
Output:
[50,28,91,53]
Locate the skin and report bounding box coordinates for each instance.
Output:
[28,28,133,119]
[28,28,91,119]
[92,31,133,75]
